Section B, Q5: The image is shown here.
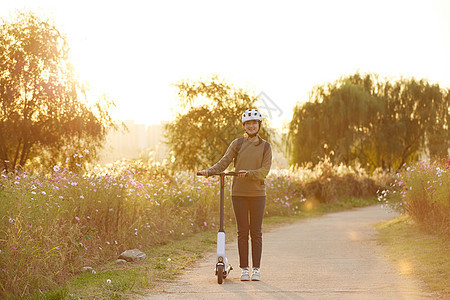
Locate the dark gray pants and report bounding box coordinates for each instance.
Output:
[231,196,266,268]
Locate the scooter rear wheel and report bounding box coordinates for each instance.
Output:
[217,265,224,284]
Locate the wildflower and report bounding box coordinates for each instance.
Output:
[84,149,89,154]
[14,181,19,185]
[75,216,80,221]
[106,279,111,284]
[80,195,84,199]
[53,165,60,172]
[11,247,17,250]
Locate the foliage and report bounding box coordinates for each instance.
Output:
[378,158,450,238]
[287,72,449,172]
[0,11,116,172]
[0,153,379,298]
[165,75,275,171]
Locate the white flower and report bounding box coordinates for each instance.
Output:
[106,279,111,284]
[84,149,89,154]
[53,165,60,172]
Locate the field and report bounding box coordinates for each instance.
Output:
[3,155,448,298]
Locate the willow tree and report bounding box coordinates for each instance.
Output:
[287,72,449,172]
[0,12,116,171]
[165,75,275,171]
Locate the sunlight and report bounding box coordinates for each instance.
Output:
[398,259,414,275]
[304,200,314,211]
[1,0,449,128]
[347,231,360,241]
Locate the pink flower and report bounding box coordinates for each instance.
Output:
[11,247,17,250]
[75,216,80,221]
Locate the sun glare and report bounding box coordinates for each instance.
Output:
[1,0,449,128]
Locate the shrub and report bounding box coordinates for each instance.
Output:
[379,158,450,238]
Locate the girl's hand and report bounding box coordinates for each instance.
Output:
[238,170,248,177]
[197,170,209,178]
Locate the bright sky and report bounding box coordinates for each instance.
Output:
[2,0,450,130]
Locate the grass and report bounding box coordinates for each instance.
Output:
[27,230,218,299]
[376,216,450,297]
[30,197,378,299]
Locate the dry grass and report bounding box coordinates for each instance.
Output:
[377,216,450,297]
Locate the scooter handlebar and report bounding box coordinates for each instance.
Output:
[196,171,243,177]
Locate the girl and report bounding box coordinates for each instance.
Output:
[198,108,272,281]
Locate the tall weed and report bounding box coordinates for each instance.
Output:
[378,158,450,238]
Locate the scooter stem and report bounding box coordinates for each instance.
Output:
[219,173,225,233]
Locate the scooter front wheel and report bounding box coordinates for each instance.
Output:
[217,265,224,284]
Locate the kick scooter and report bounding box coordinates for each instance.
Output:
[197,171,240,284]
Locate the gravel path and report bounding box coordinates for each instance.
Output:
[142,206,432,299]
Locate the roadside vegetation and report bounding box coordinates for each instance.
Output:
[0,156,379,299]
[377,158,449,297]
[377,216,449,297]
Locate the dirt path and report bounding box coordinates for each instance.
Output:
[142,206,432,299]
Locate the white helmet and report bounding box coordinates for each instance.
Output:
[242,109,262,124]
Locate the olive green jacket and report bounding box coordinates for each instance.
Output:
[207,137,272,197]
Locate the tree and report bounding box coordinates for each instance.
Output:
[165,75,275,171]
[286,72,449,172]
[0,12,116,172]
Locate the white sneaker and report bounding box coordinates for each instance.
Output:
[251,268,260,281]
[240,267,250,281]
